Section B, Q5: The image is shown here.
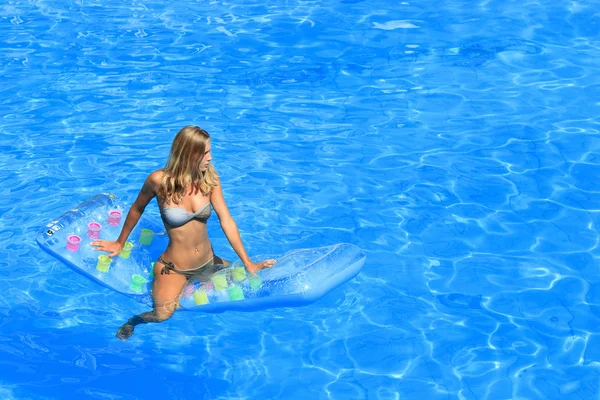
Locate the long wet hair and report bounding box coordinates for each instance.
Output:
[158,126,219,204]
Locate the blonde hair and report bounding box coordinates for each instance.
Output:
[158,126,219,204]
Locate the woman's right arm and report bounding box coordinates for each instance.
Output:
[92,171,160,257]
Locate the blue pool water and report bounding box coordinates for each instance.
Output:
[1,0,599,398]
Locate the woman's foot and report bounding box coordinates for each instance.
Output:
[116,323,135,341]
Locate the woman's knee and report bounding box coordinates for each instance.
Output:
[153,311,173,322]
[152,299,178,322]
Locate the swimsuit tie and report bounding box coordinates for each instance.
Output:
[159,258,176,275]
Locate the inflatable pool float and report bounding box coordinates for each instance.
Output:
[36,193,366,312]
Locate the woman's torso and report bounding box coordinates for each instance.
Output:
[153,172,213,269]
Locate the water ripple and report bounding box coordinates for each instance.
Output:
[1,0,600,398]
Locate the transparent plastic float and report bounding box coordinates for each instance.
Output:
[36,193,366,312]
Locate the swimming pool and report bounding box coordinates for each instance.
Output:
[1,0,599,398]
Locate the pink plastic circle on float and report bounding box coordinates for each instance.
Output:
[107,210,122,226]
[66,235,81,252]
[87,222,101,239]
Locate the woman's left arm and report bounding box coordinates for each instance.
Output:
[210,180,274,274]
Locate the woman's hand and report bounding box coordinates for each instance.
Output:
[244,259,276,276]
[91,240,123,258]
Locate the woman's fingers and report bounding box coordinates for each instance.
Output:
[264,259,275,267]
[90,240,122,257]
[246,259,276,275]
[258,259,275,269]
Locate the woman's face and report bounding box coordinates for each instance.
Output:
[198,141,212,172]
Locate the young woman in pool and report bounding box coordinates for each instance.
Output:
[91,125,275,340]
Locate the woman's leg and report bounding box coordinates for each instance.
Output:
[116,261,188,341]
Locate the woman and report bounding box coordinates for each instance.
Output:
[91,126,275,340]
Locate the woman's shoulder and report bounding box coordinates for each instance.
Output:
[146,169,165,187]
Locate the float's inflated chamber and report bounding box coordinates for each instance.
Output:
[36,194,366,312]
